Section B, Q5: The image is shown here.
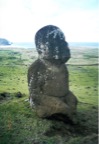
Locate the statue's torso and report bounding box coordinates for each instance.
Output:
[43,63,69,97]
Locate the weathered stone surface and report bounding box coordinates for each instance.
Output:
[35,25,70,63]
[28,25,78,121]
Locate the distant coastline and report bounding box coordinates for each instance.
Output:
[68,42,99,48]
[0,42,98,49]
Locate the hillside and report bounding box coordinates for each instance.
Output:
[0,47,98,144]
[0,38,12,45]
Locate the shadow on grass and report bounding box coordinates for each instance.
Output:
[0,93,98,144]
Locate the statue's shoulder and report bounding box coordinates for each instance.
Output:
[28,59,46,74]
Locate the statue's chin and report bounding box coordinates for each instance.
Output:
[42,57,69,65]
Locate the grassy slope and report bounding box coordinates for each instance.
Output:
[0,47,98,144]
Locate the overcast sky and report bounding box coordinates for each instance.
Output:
[0,0,98,42]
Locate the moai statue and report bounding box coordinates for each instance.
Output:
[28,25,78,121]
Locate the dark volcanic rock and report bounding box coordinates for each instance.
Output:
[0,92,10,100]
[28,25,78,121]
[15,92,23,98]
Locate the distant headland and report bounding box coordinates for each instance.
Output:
[0,38,12,45]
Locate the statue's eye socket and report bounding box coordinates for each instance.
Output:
[43,48,46,51]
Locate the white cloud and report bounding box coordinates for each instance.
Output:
[0,0,98,42]
[56,9,98,42]
[0,0,35,41]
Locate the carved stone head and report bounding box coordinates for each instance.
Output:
[35,25,70,63]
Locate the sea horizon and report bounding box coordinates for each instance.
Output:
[0,41,99,49]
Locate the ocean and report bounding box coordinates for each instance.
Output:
[9,42,99,49]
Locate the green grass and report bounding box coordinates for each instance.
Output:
[68,65,98,105]
[0,48,98,144]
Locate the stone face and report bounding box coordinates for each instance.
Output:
[35,25,70,63]
[28,25,78,121]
